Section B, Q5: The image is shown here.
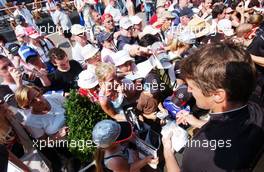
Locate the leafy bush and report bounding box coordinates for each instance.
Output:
[65,90,107,162]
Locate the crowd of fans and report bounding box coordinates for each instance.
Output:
[0,0,264,171]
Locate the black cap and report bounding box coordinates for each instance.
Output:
[179,7,194,18]
[172,84,192,107]
[8,43,20,56]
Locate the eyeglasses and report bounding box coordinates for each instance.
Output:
[105,20,114,24]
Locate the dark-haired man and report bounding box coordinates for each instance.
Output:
[162,42,264,172]
[48,48,83,92]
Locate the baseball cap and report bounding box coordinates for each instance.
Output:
[19,45,39,63]
[179,7,194,18]
[217,19,234,37]
[96,31,113,44]
[8,43,20,56]
[15,15,25,25]
[130,15,142,25]
[139,25,160,39]
[159,11,176,19]
[172,84,192,107]
[71,24,85,36]
[92,119,132,148]
[25,27,41,39]
[81,44,100,60]
[101,13,113,23]
[77,69,99,89]
[119,16,133,29]
[112,50,134,67]
[144,72,164,94]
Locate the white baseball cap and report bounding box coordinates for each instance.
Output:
[119,16,133,29]
[77,69,99,89]
[112,50,134,67]
[130,15,142,25]
[217,19,234,37]
[139,25,160,38]
[81,44,100,60]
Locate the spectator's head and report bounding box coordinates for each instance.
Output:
[20,46,46,70]
[180,42,256,109]
[139,25,161,40]
[212,3,226,20]
[48,48,70,71]
[119,17,133,37]
[55,3,62,10]
[15,1,23,9]
[0,55,14,78]
[179,7,194,26]
[15,15,26,26]
[112,50,134,74]
[81,44,101,66]
[96,62,115,81]
[77,69,99,90]
[97,31,115,50]
[71,24,87,46]
[91,10,101,24]
[8,44,20,57]
[159,11,176,31]
[25,27,43,43]
[204,0,213,8]
[248,14,263,27]
[15,85,44,109]
[130,15,143,32]
[139,34,161,47]
[92,119,132,148]
[102,14,115,32]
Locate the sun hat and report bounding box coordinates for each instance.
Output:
[217,19,234,37]
[130,15,142,25]
[139,25,160,39]
[186,16,211,38]
[77,69,99,89]
[112,50,134,67]
[92,119,132,148]
[81,44,100,61]
[119,16,133,29]
[71,24,86,36]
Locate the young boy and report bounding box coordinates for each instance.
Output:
[48,48,83,92]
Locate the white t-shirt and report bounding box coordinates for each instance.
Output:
[72,42,85,66]
[18,94,65,139]
[53,10,72,31]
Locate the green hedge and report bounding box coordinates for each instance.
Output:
[65,90,107,162]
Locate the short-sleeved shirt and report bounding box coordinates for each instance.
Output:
[18,94,65,138]
[49,60,83,92]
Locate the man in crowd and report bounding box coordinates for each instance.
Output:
[162,42,264,172]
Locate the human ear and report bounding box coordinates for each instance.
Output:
[212,89,226,103]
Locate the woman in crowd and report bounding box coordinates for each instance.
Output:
[15,85,67,140]
[93,119,158,172]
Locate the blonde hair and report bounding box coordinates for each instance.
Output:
[15,85,41,109]
[95,63,116,81]
[166,38,188,52]
[248,14,263,26]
